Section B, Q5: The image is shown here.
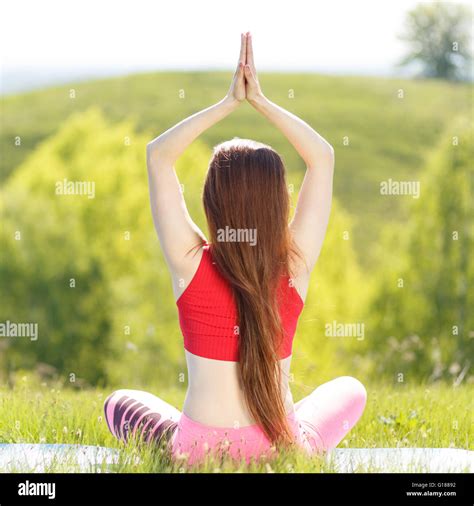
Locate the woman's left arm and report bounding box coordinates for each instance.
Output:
[146,34,247,272]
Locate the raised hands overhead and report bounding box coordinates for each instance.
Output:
[243,32,264,102]
[227,32,264,104]
[147,31,335,287]
[227,33,247,103]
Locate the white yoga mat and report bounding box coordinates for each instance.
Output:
[0,444,121,473]
[326,448,474,473]
[0,444,472,472]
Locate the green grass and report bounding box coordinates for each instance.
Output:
[1,379,471,473]
[1,71,471,262]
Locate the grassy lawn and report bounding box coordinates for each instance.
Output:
[1,379,471,472]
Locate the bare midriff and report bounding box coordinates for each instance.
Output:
[182,350,295,427]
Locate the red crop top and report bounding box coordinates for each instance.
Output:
[176,244,304,362]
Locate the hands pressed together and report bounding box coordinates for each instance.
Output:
[227,32,263,105]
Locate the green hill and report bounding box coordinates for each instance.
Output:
[1,71,471,260]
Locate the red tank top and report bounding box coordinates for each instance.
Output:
[176,244,304,362]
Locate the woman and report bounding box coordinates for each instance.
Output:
[104,33,367,465]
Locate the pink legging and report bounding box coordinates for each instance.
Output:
[104,376,367,466]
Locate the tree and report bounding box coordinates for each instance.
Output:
[398,2,472,81]
[0,108,213,388]
[369,116,474,381]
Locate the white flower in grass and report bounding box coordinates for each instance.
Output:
[221,439,231,449]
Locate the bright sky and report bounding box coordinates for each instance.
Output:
[0,0,471,92]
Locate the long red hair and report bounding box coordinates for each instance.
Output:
[202,138,301,445]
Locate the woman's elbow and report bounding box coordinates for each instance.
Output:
[146,139,173,171]
[326,143,335,162]
[324,143,335,171]
[146,141,161,169]
[318,144,335,171]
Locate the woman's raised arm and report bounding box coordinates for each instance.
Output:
[146,34,247,278]
[244,33,335,273]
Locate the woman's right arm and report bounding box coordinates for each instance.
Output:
[244,34,335,272]
[146,96,240,268]
[146,34,247,277]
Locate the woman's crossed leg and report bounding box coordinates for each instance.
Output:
[295,376,367,454]
[104,389,180,446]
[103,376,367,457]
